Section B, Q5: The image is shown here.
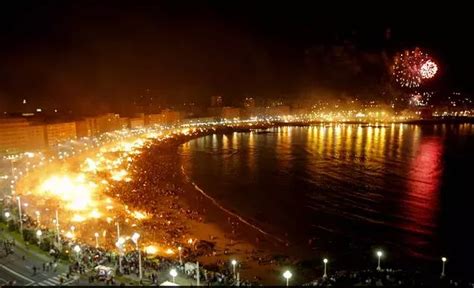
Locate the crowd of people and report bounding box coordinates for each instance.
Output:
[1,128,259,286]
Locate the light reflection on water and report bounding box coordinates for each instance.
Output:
[180,124,474,274]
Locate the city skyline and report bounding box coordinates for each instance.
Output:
[1,2,473,114]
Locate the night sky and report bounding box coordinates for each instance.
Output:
[0,1,472,114]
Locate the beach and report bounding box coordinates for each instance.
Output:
[133,129,304,285]
[14,126,309,285]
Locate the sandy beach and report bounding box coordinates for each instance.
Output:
[151,129,319,285]
[14,126,315,285]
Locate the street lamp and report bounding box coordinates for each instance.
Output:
[441,257,447,278]
[115,237,125,274]
[131,232,142,280]
[73,245,81,264]
[170,268,178,284]
[35,211,40,227]
[283,270,292,286]
[376,250,383,271]
[231,259,237,278]
[4,211,10,219]
[17,196,23,237]
[178,246,182,265]
[36,230,42,245]
[323,258,328,278]
[54,209,61,250]
[94,232,99,248]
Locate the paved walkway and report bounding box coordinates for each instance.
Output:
[0,229,79,286]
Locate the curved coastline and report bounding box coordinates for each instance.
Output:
[180,164,285,244]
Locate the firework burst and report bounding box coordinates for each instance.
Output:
[420,60,438,79]
[392,48,438,88]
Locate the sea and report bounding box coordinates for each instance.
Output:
[179,123,474,279]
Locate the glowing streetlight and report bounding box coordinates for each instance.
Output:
[115,222,123,273]
[94,232,99,248]
[283,270,292,286]
[35,211,40,227]
[73,245,81,263]
[231,259,237,278]
[441,257,447,278]
[131,232,142,280]
[323,258,328,278]
[376,250,383,271]
[170,268,178,283]
[54,209,61,250]
[4,211,10,219]
[17,196,23,237]
[178,246,182,265]
[36,230,42,245]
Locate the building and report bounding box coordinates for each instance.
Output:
[221,107,241,119]
[266,105,290,116]
[45,122,77,147]
[0,119,29,153]
[95,113,122,134]
[211,96,223,107]
[84,117,99,136]
[129,117,145,129]
[144,114,163,126]
[161,109,182,124]
[75,120,93,138]
[244,97,255,108]
[0,118,46,153]
[207,107,222,117]
[28,125,47,150]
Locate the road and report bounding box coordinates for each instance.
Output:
[0,235,78,286]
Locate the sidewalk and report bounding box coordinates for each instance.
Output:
[0,223,79,286]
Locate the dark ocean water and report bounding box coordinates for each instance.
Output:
[179,124,474,278]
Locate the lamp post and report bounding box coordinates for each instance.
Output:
[170,268,178,284]
[441,257,447,278]
[35,211,40,227]
[116,222,120,242]
[17,196,23,237]
[94,232,99,248]
[115,222,122,273]
[196,261,200,286]
[115,237,125,274]
[323,258,328,278]
[376,250,383,271]
[36,230,42,245]
[283,270,292,286]
[231,259,237,278]
[131,232,142,280]
[55,209,61,250]
[178,246,182,265]
[73,245,81,264]
[9,158,16,194]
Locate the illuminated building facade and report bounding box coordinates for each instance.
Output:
[0,118,47,153]
[45,122,77,147]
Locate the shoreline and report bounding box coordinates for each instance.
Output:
[12,121,474,284]
[163,122,474,284]
[140,127,304,285]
